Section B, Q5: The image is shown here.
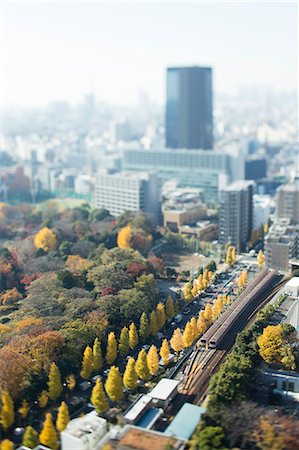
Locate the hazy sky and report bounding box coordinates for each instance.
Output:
[1,1,298,107]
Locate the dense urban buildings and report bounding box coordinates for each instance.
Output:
[219,180,254,252]
[122,147,244,203]
[95,171,161,223]
[166,66,213,149]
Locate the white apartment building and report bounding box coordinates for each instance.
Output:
[95,171,161,223]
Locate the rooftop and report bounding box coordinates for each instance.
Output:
[62,410,107,439]
[285,277,299,288]
[164,403,206,440]
[118,427,179,450]
[148,378,179,401]
[224,180,254,192]
[123,395,152,422]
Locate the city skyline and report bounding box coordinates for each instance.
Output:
[1,1,298,107]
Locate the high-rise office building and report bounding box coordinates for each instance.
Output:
[219,181,254,253]
[166,66,213,149]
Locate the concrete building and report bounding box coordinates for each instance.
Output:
[219,181,254,252]
[166,66,213,150]
[163,203,207,231]
[122,147,243,203]
[147,378,179,408]
[276,184,299,224]
[262,369,299,402]
[178,221,218,242]
[253,194,272,230]
[284,277,299,297]
[95,171,161,223]
[61,411,107,450]
[245,157,267,180]
[265,219,299,272]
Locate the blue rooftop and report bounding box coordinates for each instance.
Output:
[164,403,206,440]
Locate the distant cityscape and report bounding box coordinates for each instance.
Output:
[0,4,299,450]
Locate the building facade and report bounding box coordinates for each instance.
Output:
[276,184,299,224]
[265,219,299,272]
[95,171,161,223]
[166,66,213,149]
[122,148,234,203]
[219,181,254,252]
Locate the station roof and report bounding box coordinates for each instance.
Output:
[164,403,206,440]
[148,378,179,401]
[123,395,152,422]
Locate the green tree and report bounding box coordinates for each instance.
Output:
[106,332,117,365]
[105,366,123,402]
[22,426,39,449]
[123,357,138,390]
[139,312,149,342]
[165,295,175,320]
[92,338,103,372]
[91,378,108,413]
[129,322,139,350]
[135,348,150,381]
[48,362,63,401]
[80,346,93,379]
[156,303,166,329]
[149,310,159,336]
[191,426,227,450]
[118,326,129,356]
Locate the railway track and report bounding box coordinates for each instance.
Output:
[181,275,287,405]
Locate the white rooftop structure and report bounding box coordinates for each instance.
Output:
[61,410,107,450]
[123,395,152,423]
[148,378,179,401]
[284,277,299,297]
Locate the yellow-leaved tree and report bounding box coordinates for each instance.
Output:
[117,224,133,248]
[105,366,123,402]
[170,328,184,354]
[48,362,63,401]
[106,332,117,365]
[80,346,93,380]
[257,250,265,268]
[147,345,159,376]
[34,227,57,252]
[160,339,170,366]
[129,322,139,350]
[39,413,58,450]
[123,357,138,390]
[135,348,150,381]
[0,390,14,431]
[257,325,284,364]
[165,295,175,320]
[56,401,70,432]
[90,378,108,413]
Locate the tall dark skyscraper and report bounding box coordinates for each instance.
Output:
[166,66,213,150]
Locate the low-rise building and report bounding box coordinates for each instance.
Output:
[102,425,185,450]
[164,403,206,441]
[262,369,299,402]
[147,378,179,408]
[61,411,107,450]
[284,278,299,297]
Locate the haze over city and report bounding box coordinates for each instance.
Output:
[0,2,299,450]
[1,1,298,107]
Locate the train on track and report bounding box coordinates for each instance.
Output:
[200,269,281,349]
